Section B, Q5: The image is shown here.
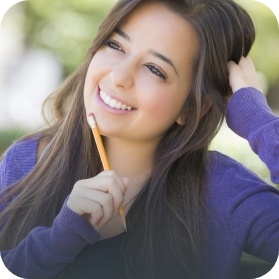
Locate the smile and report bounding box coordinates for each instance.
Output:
[99,90,133,111]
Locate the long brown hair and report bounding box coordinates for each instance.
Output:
[0,0,255,278]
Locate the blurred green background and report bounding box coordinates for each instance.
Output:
[0,2,278,275]
[23,0,117,78]
[21,0,279,82]
[23,0,279,83]
[0,0,279,189]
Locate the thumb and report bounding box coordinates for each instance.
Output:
[122,177,129,189]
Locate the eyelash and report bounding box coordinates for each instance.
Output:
[104,39,167,81]
[105,39,124,52]
[145,63,167,80]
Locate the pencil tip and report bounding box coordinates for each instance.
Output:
[119,211,127,231]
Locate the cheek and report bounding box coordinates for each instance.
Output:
[140,89,184,124]
[83,60,100,112]
[85,49,113,79]
[86,56,103,82]
[84,54,108,97]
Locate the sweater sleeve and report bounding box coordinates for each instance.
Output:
[1,199,100,279]
[225,87,279,262]
[225,164,279,263]
[0,139,39,215]
[226,87,279,183]
[0,139,38,192]
[0,140,101,278]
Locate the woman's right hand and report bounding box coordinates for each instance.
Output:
[227,56,262,94]
[66,171,129,231]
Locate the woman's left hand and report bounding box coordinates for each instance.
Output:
[227,56,262,94]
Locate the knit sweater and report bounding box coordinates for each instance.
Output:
[0,87,279,279]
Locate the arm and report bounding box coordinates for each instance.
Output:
[1,200,100,279]
[225,57,279,262]
[227,56,279,183]
[1,139,128,279]
[0,140,100,279]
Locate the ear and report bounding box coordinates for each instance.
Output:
[176,115,185,126]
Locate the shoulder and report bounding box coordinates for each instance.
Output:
[206,150,274,192]
[0,137,39,189]
[205,150,279,208]
[205,150,279,207]
[204,151,279,262]
[207,150,247,179]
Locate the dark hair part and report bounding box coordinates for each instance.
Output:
[0,0,255,278]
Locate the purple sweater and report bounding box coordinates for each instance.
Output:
[1,87,279,279]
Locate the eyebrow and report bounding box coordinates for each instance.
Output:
[115,29,130,41]
[149,50,178,76]
[115,28,178,76]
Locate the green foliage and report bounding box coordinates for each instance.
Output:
[24,0,117,76]
[0,130,27,156]
[23,0,279,85]
[4,0,277,187]
[237,0,279,87]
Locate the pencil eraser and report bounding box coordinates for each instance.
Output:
[88,112,94,117]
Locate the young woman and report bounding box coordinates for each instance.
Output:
[0,0,278,278]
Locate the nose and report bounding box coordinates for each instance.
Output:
[109,59,135,89]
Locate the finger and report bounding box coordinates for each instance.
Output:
[93,171,127,209]
[102,171,127,195]
[81,171,127,196]
[84,201,103,224]
[121,177,129,189]
[237,56,248,68]
[76,178,124,210]
[73,172,127,211]
[78,189,115,218]
[227,61,243,91]
[73,191,115,229]
[88,203,104,229]
[227,60,239,75]
[82,202,104,230]
[100,179,125,210]
[239,56,262,92]
[70,197,104,221]
[238,56,255,73]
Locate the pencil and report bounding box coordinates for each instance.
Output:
[87,112,127,231]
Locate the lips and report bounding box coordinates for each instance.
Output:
[99,89,134,111]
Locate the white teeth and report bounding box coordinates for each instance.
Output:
[104,95,111,105]
[116,102,122,109]
[109,99,117,108]
[99,89,133,111]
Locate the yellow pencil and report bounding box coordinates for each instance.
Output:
[88,112,127,231]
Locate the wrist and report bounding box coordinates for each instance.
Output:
[226,87,276,139]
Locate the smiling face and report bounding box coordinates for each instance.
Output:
[84,3,199,144]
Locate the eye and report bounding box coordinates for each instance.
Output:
[105,39,125,53]
[145,63,167,80]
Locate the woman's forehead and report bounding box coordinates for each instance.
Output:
[117,3,199,73]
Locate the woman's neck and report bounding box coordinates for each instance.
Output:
[103,137,157,192]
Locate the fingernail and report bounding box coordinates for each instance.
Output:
[122,177,129,186]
